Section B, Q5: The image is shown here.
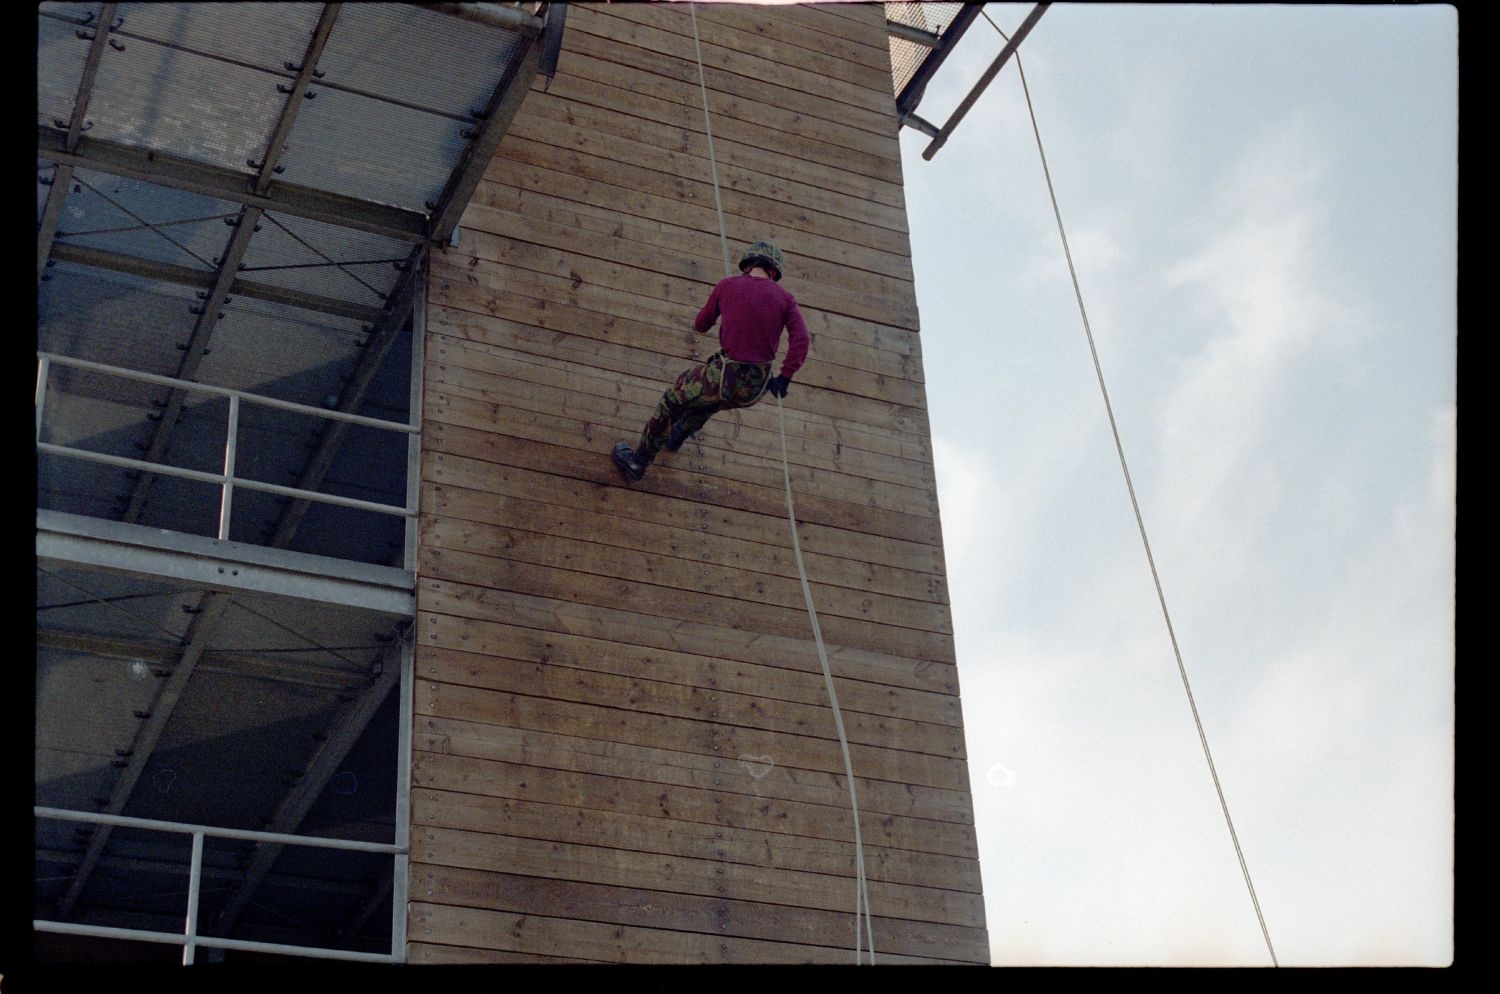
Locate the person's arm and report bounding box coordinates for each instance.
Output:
[694,281,723,333]
[767,298,810,398]
[779,298,810,378]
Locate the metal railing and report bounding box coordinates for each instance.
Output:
[33,807,406,964]
[35,351,419,567]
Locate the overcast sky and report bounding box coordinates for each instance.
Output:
[894,3,1456,967]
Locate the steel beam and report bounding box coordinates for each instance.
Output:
[54,590,233,919]
[392,629,413,959]
[121,204,262,523]
[40,128,429,243]
[122,8,345,524]
[886,19,941,48]
[46,241,386,323]
[342,862,395,947]
[252,4,341,197]
[421,2,543,34]
[266,243,427,552]
[922,4,1049,160]
[38,164,78,283]
[213,631,405,934]
[36,848,376,895]
[538,3,568,82]
[38,3,119,281]
[36,510,415,615]
[36,627,372,690]
[894,3,982,116]
[425,8,549,243]
[32,920,400,964]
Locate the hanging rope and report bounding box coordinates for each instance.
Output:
[981,9,1278,966]
[688,2,732,278]
[773,396,877,965]
[688,2,875,964]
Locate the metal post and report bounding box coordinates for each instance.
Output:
[36,355,51,444]
[219,394,239,541]
[886,19,941,47]
[403,282,425,573]
[183,830,204,965]
[391,630,414,959]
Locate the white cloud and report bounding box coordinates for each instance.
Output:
[915,10,1454,969]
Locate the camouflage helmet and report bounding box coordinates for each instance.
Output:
[738,240,785,281]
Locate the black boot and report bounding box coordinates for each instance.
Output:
[612,441,649,482]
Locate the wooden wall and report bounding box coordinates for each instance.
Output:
[410,1,988,964]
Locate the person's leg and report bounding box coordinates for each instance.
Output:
[615,357,722,481]
[668,403,720,451]
[667,359,770,452]
[639,360,713,460]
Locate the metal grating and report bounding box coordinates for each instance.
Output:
[35,1,560,964]
[885,1,967,97]
[55,169,239,270]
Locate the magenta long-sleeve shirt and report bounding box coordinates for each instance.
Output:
[693,273,810,379]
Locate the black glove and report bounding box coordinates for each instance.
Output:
[767,375,791,399]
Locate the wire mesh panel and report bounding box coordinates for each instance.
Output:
[34,0,540,964]
[885,1,968,98]
[55,169,240,270]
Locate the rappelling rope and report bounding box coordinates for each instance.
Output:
[688,2,875,964]
[774,395,876,965]
[688,2,732,279]
[982,9,1278,966]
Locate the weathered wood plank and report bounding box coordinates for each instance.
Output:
[416,637,963,758]
[418,580,959,696]
[557,29,902,164]
[603,1,896,93]
[411,750,976,857]
[450,204,918,339]
[407,942,609,965]
[412,0,985,964]
[410,824,986,926]
[415,716,977,830]
[425,385,938,524]
[470,165,912,293]
[422,418,944,548]
[423,320,924,449]
[423,363,929,485]
[512,91,909,221]
[422,451,945,577]
[570,4,898,124]
[424,345,936,491]
[409,899,966,964]
[413,672,969,791]
[463,165,913,307]
[427,262,928,395]
[422,326,930,448]
[450,219,919,339]
[539,54,903,186]
[437,222,916,337]
[499,118,908,246]
[419,498,951,634]
[427,297,930,425]
[417,545,952,664]
[410,862,988,961]
[425,373,935,524]
[421,479,947,606]
[692,2,896,73]
[488,136,914,263]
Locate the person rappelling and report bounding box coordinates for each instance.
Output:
[612,240,810,482]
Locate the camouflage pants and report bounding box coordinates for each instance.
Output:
[637,352,772,460]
